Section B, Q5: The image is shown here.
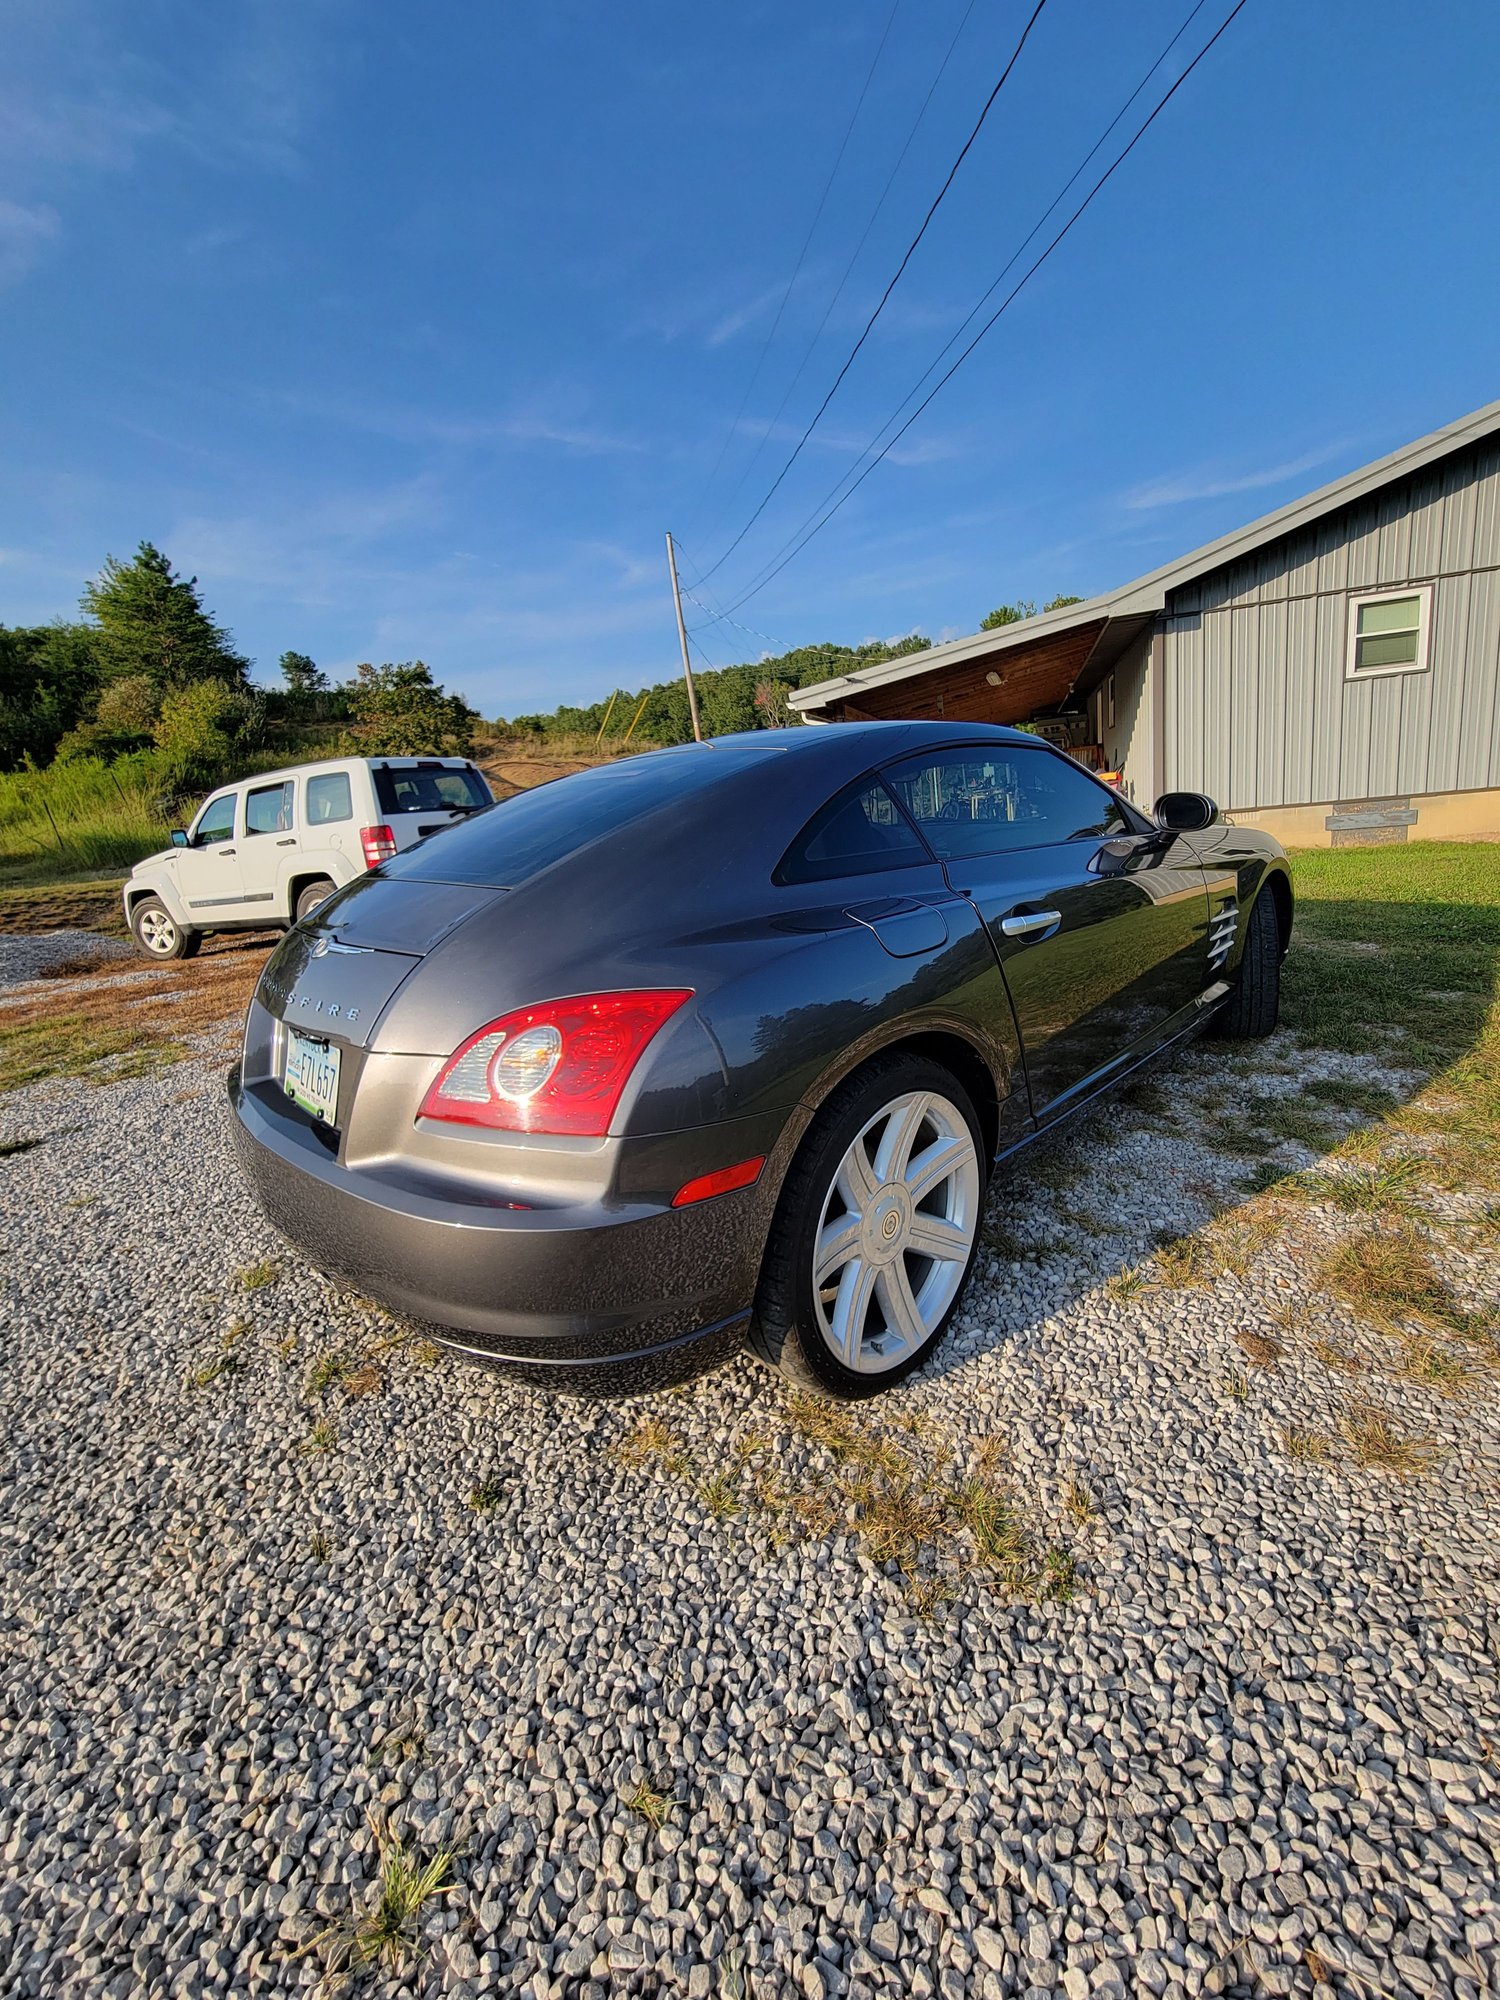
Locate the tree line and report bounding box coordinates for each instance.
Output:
[0,542,477,787]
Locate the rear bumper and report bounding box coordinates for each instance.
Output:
[227,1069,770,1388]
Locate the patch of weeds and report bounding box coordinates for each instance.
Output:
[308,1529,333,1562]
[410,1338,443,1367]
[185,1349,245,1391]
[1221,1370,1251,1402]
[237,1259,279,1293]
[1235,1329,1283,1368]
[1337,1399,1440,1475]
[1028,1148,1088,1193]
[1304,1075,1399,1117]
[1317,1221,1463,1333]
[1210,1121,1279,1160]
[0,1134,43,1158]
[300,1420,337,1456]
[1153,1232,1220,1288]
[1279,1422,1335,1463]
[1238,1159,1293,1195]
[697,1472,740,1520]
[372,1718,426,1768]
[224,1317,252,1346]
[295,1813,457,1977]
[785,1392,913,1478]
[952,1480,1042,1592]
[615,1416,689,1475]
[1043,1548,1080,1603]
[1290,1156,1426,1215]
[1063,1476,1096,1529]
[1103,1265,1151,1304]
[1395,1335,1482,1399]
[304,1349,352,1397]
[276,1334,298,1360]
[622,1779,678,1832]
[983,1218,1032,1260]
[64,1193,97,1209]
[466,1473,505,1513]
[1252,1097,1345,1152]
[342,1363,383,1400]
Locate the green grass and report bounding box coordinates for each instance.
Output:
[0,755,167,881]
[1283,842,1499,1068]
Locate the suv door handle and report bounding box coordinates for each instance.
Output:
[276,837,296,846]
[1000,908,1061,938]
[219,846,237,857]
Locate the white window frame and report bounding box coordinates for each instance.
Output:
[1345,583,1433,682]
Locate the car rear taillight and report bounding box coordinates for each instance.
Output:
[360,823,397,867]
[418,989,692,1137]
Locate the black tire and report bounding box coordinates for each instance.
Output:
[129,895,199,963]
[749,1052,987,1400]
[1214,886,1280,1040]
[295,879,337,924]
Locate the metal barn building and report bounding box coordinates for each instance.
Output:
[790,398,1500,846]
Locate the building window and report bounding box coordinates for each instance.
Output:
[1346,584,1432,680]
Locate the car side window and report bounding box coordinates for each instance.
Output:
[193,793,237,846]
[306,772,353,825]
[245,780,295,836]
[776,777,931,885]
[883,746,1130,859]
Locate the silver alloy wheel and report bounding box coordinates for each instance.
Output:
[811,1088,980,1375]
[138,906,178,955]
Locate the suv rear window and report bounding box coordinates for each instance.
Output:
[306,771,353,824]
[373,764,490,815]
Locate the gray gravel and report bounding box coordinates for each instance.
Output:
[0,929,135,988]
[1,1031,1496,2000]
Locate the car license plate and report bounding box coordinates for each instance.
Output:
[283,1028,340,1125]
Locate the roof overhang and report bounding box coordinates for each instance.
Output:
[791,392,1500,722]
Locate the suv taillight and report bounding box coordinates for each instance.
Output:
[418,990,692,1136]
[360,823,397,867]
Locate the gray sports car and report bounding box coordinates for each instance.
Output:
[229,721,1292,1396]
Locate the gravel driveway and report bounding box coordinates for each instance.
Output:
[1,1024,1496,2000]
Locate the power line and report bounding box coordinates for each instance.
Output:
[700,0,982,545]
[718,0,1218,610]
[686,0,903,535]
[680,586,786,655]
[694,0,1050,584]
[716,0,1248,618]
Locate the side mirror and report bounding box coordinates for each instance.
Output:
[170,828,190,848]
[1153,791,1220,833]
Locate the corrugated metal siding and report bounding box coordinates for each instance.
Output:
[1162,439,1500,806]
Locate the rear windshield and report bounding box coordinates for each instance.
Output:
[373,763,491,815]
[378,745,770,887]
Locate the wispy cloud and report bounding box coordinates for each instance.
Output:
[733,412,971,469]
[1121,442,1350,512]
[706,279,788,348]
[0,199,59,283]
[264,387,646,458]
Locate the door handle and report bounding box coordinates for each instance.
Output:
[276,837,296,846]
[219,847,237,857]
[1000,909,1061,938]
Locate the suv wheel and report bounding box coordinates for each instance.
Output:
[295,879,337,924]
[131,896,200,962]
[750,1053,986,1399]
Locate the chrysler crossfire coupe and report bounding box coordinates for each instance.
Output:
[229,722,1292,1396]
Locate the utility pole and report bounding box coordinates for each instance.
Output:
[665,531,703,742]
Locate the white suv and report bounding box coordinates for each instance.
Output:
[122,755,494,959]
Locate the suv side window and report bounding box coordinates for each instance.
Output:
[305,771,353,825]
[245,780,295,836]
[883,746,1131,860]
[194,792,237,846]
[775,777,931,885]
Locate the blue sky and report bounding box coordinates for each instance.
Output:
[2,0,1498,717]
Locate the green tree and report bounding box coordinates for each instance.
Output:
[1043,593,1084,611]
[94,674,160,738]
[0,623,101,768]
[81,542,249,694]
[980,601,1036,630]
[279,649,326,694]
[347,662,476,756]
[152,680,260,787]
